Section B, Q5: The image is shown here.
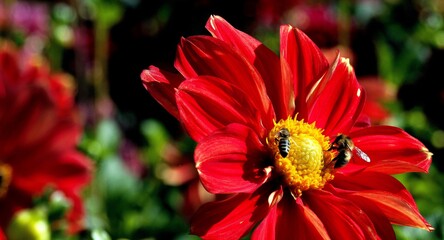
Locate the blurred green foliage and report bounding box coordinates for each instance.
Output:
[79,118,196,239]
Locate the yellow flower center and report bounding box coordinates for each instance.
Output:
[0,163,12,198]
[268,116,335,197]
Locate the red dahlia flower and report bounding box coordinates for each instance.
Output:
[141,15,433,239]
[0,42,92,234]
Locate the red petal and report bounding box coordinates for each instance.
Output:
[176,76,266,141]
[305,189,379,239]
[0,228,5,240]
[190,184,273,240]
[327,184,392,239]
[140,66,183,119]
[13,151,92,194]
[308,58,365,136]
[251,202,278,240]
[249,186,284,240]
[351,114,372,131]
[206,15,294,119]
[0,86,62,156]
[0,42,20,88]
[195,123,269,194]
[174,36,274,128]
[60,189,87,233]
[280,25,329,118]
[174,39,198,78]
[253,195,330,240]
[332,172,433,231]
[347,196,395,240]
[3,110,82,166]
[305,51,340,108]
[348,126,432,174]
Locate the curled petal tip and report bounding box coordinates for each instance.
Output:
[207,15,224,29]
[428,225,435,232]
[339,57,354,74]
[422,147,433,159]
[210,14,220,20]
[140,69,150,81]
[260,166,273,185]
[267,186,283,207]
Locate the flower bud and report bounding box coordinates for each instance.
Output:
[7,208,50,240]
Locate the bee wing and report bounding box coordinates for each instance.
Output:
[354,147,371,162]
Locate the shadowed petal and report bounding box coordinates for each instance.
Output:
[305,189,379,239]
[348,126,432,174]
[253,195,330,240]
[352,198,396,240]
[280,25,329,118]
[305,51,340,109]
[190,184,274,240]
[332,172,433,231]
[308,58,365,136]
[140,66,184,119]
[195,123,269,194]
[351,114,372,131]
[250,186,283,240]
[206,15,294,119]
[326,186,394,240]
[251,202,278,240]
[177,76,266,141]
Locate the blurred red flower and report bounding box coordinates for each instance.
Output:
[0,42,92,234]
[256,0,303,26]
[256,2,341,48]
[358,76,395,124]
[141,15,433,239]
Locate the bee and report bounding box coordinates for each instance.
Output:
[275,128,291,158]
[328,134,370,168]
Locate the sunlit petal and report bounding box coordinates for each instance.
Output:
[176,76,266,141]
[206,15,294,119]
[305,189,379,239]
[348,126,432,174]
[332,172,433,231]
[280,25,329,118]
[308,57,365,136]
[174,36,274,128]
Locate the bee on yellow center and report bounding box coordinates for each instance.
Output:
[268,117,335,197]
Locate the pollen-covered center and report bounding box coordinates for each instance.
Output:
[268,116,335,197]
